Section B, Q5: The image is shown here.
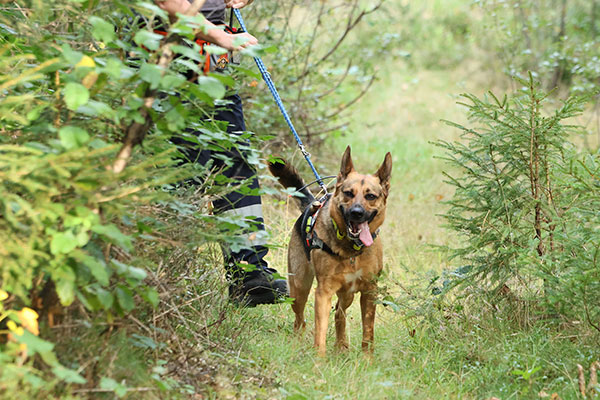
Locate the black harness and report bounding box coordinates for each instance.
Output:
[295,195,379,260]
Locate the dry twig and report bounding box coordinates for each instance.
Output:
[589,361,599,395]
[579,364,587,398]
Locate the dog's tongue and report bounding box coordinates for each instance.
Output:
[358,222,373,247]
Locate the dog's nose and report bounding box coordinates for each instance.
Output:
[349,204,365,220]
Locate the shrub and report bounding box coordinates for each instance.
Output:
[0,0,262,394]
[437,74,600,329]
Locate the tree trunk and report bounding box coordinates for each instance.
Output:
[548,0,568,90]
[592,0,598,37]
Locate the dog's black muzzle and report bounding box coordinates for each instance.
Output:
[339,204,378,237]
[341,204,377,223]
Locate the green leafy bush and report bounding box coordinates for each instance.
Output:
[0,0,264,395]
[0,0,389,395]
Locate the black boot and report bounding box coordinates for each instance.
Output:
[228,267,288,307]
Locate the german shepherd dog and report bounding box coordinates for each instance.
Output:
[269,146,392,355]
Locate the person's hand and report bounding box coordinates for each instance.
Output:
[224,0,254,9]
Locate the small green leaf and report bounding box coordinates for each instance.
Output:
[134,30,164,51]
[160,74,187,90]
[59,126,90,149]
[74,252,111,285]
[139,63,163,89]
[56,281,75,306]
[50,231,78,255]
[17,331,54,355]
[126,266,147,281]
[104,57,126,79]
[171,44,203,62]
[61,45,83,65]
[91,224,133,250]
[100,377,118,390]
[116,286,135,312]
[142,288,159,308]
[196,76,225,99]
[54,266,76,306]
[79,100,115,118]
[76,231,90,246]
[89,16,115,43]
[26,105,48,121]
[111,260,146,283]
[63,82,90,110]
[100,377,128,398]
[96,287,114,309]
[203,44,227,55]
[52,365,87,384]
[129,334,157,349]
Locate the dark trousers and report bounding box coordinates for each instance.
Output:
[172,94,268,279]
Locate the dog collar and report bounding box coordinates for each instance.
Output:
[331,217,346,240]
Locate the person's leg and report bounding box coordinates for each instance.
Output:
[175,94,287,305]
[210,94,267,269]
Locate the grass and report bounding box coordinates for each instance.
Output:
[230,304,595,399]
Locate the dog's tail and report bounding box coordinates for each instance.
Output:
[268,159,315,210]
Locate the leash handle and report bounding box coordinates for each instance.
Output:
[232,9,329,195]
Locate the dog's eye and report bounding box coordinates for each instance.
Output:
[365,193,378,201]
[343,190,354,198]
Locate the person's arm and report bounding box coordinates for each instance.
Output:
[155,0,258,51]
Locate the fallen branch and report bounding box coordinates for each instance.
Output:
[579,364,587,398]
[72,387,154,394]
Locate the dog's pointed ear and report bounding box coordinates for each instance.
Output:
[375,152,392,194]
[338,146,355,181]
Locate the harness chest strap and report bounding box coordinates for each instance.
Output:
[299,196,336,259]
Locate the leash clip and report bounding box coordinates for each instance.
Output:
[299,144,311,159]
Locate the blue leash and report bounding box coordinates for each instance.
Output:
[232,9,329,195]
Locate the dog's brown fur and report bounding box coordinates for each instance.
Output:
[269,146,392,355]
